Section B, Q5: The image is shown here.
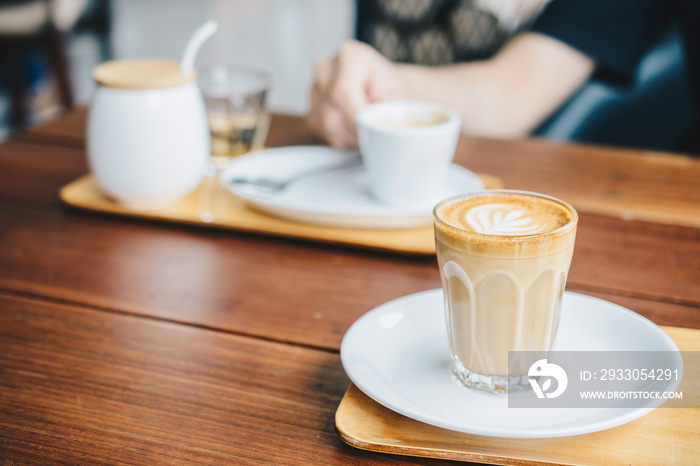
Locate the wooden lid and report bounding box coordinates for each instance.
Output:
[93,59,197,89]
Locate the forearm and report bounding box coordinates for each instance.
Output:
[395,33,595,138]
[396,62,520,137]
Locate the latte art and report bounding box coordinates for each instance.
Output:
[433,191,578,392]
[436,191,574,241]
[465,203,546,235]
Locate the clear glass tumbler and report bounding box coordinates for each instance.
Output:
[196,65,271,221]
[433,190,578,393]
[198,65,271,170]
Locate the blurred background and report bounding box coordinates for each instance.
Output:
[0,0,694,153]
[0,0,354,141]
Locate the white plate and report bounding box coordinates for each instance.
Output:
[220,146,484,229]
[340,290,681,438]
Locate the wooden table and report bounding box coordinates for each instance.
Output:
[1,110,699,464]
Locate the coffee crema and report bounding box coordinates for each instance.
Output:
[434,191,576,258]
[438,193,573,235]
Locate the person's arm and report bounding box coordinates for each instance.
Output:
[307,34,594,148]
[397,33,595,138]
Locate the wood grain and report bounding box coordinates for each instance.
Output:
[0,202,442,350]
[19,110,700,228]
[456,136,700,228]
[1,122,699,354]
[0,140,87,207]
[59,174,439,255]
[569,213,700,306]
[0,293,456,465]
[1,105,698,466]
[16,111,323,150]
[0,202,698,357]
[15,108,88,148]
[1,137,698,310]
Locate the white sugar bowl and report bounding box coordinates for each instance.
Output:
[87,60,209,210]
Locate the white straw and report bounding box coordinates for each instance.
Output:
[181,20,219,73]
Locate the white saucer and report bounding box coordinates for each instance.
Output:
[220,146,484,229]
[340,290,681,438]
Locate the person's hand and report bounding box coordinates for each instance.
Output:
[306,40,405,148]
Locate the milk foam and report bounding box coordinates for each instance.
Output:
[434,191,577,258]
[465,203,547,235]
[437,193,573,238]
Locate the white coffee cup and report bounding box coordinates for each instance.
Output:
[356,100,461,205]
[87,60,210,210]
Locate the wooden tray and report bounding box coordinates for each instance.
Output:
[336,326,699,465]
[59,173,502,256]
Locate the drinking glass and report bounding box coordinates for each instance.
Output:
[197,65,271,221]
[433,190,578,393]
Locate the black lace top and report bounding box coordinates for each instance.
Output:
[356,0,548,65]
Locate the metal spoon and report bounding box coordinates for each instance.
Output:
[227,155,362,193]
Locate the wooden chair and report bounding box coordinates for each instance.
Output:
[0,0,88,130]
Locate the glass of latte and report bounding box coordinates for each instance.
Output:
[433,190,578,393]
